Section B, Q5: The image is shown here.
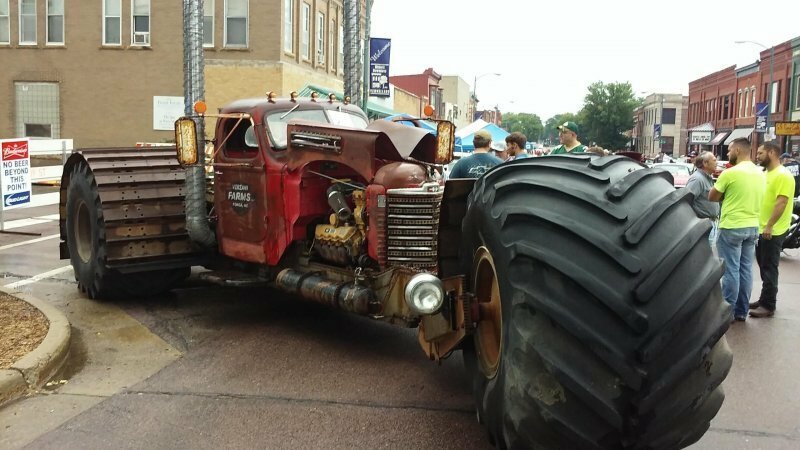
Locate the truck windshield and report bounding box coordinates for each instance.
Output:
[265,108,368,149]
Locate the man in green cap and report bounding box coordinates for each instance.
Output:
[550,121,588,154]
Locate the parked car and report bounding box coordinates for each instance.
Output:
[652,162,694,188]
[713,160,731,179]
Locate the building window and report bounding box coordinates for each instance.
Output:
[203,0,213,47]
[103,0,121,45]
[751,88,756,116]
[46,0,64,44]
[328,18,335,70]
[737,90,743,118]
[131,0,149,46]
[19,0,36,44]
[301,3,309,60]
[795,76,800,110]
[770,81,779,113]
[338,23,343,73]
[662,108,676,124]
[283,0,292,53]
[0,1,9,44]
[15,82,60,138]
[744,90,750,117]
[315,11,324,65]
[224,0,248,47]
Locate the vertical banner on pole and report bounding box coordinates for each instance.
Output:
[755,102,768,133]
[1,138,32,211]
[368,37,391,98]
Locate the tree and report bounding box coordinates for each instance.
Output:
[578,81,638,150]
[543,112,580,146]
[502,113,544,143]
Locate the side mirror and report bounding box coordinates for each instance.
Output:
[175,118,198,166]
[435,120,455,164]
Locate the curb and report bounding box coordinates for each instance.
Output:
[0,285,71,408]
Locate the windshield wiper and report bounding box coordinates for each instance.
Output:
[280,103,301,119]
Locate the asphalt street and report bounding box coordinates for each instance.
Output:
[1,193,799,449]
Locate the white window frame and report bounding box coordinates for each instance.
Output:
[301,2,309,60]
[283,0,292,53]
[737,90,743,118]
[131,0,150,46]
[744,89,750,118]
[770,81,779,114]
[751,87,756,116]
[203,0,214,47]
[795,77,800,110]
[315,11,324,65]
[224,0,248,48]
[19,0,36,45]
[328,18,335,71]
[46,0,64,45]
[103,0,121,46]
[338,23,343,73]
[0,0,10,45]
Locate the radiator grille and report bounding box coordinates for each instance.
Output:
[385,185,443,273]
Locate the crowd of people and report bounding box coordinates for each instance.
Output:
[692,139,795,322]
[448,121,609,178]
[450,123,797,324]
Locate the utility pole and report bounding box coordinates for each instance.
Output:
[343,0,362,108]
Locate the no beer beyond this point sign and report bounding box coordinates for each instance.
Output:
[1,138,32,210]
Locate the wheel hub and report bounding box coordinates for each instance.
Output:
[73,200,92,263]
[473,246,503,378]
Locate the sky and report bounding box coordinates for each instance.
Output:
[370,0,799,121]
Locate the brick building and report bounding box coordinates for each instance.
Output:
[389,68,444,119]
[0,0,359,147]
[687,38,797,158]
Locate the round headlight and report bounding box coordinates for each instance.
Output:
[404,273,444,315]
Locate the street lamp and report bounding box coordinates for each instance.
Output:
[735,40,774,141]
[473,72,501,116]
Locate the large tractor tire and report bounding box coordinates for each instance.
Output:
[461,154,732,449]
[65,162,190,299]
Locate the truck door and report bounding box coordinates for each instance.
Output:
[213,117,268,262]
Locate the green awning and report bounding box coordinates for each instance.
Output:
[297,84,399,118]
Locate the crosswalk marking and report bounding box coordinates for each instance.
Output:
[3,265,74,289]
[0,233,60,251]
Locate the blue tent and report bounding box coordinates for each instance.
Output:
[383,114,463,149]
[458,123,510,152]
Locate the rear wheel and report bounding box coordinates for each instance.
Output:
[461,155,732,449]
[65,162,190,299]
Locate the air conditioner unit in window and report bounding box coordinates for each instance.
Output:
[133,32,150,45]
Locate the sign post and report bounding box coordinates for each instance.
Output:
[368,37,391,98]
[1,138,39,235]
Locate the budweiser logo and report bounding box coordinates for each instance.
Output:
[2,142,29,160]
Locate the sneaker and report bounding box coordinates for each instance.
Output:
[749,301,761,309]
[749,307,775,318]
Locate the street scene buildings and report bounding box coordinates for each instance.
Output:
[2,2,800,450]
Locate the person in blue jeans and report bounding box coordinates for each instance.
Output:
[709,138,766,322]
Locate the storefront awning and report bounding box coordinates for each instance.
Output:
[723,128,754,145]
[708,131,730,146]
[690,122,715,132]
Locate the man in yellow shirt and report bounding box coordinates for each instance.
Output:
[709,138,766,322]
[749,142,796,318]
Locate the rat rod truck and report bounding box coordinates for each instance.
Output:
[59,93,732,449]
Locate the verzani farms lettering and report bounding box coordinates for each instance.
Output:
[227,183,255,215]
[227,190,252,202]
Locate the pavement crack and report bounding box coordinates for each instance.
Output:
[708,426,799,441]
[123,389,475,415]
